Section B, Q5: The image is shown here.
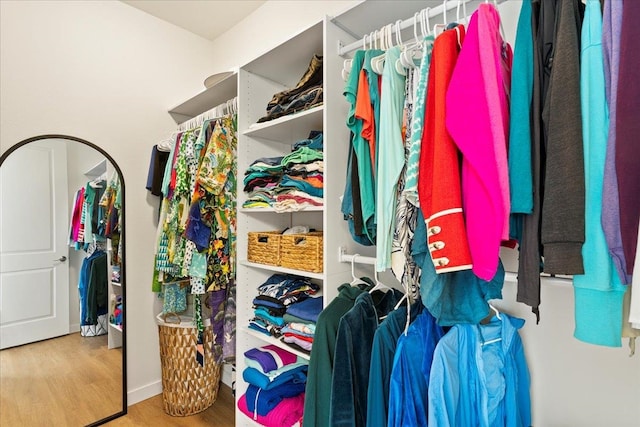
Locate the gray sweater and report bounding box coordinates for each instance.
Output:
[540,0,585,275]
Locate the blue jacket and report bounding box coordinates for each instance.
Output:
[366,302,424,427]
[428,314,531,427]
[387,309,444,427]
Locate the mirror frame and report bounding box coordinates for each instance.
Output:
[0,134,127,426]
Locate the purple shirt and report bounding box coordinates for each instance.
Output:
[601,0,630,284]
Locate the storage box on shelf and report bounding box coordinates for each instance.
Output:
[247,231,282,266]
[279,231,323,273]
[247,230,324,273]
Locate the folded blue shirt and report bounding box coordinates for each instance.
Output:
[285,296,323,323]
[243,364,308,390]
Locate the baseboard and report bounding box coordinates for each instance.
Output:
[69,323,80,333]
[127,380,163,406]
[127,365,234,406]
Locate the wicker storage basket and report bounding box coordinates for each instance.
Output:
[247,231,281,266]
[279,231,324,273]
[156,313,221,417]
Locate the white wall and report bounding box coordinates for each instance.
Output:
[0,0,224,405]
[203,0,360,73]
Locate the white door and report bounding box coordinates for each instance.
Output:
[0,140,70,349]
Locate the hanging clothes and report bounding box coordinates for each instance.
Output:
[375,46,406,272]
[540,0,585,275]
[615,0,640,278]
[601,0,629,285]
[446,3,513,282]
[329,289,402,427]
[414,210,504,326]
[418,24,473,275]
[387,309,444,427]
[345,51,376,245]
[428,314,531,427]
[508,0,534,224]
[517,0,544,320]
[366,301,423,427]
[573,0,626,348]
[78,250,108,336]
[302,282,369,427]
[152,108,237,366]
[403,35,434,207]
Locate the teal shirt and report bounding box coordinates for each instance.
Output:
[508,0,534,215]
[345,50,376,243]
[573,0,625,347]
[376,46,406,271]
[403,36,434,207]
[303,284,366,427]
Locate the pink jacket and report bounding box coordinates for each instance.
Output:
[446,4,513,281]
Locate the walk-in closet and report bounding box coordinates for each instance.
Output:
[1,1,638,426]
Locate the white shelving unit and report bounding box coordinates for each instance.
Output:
[234,17,364,426]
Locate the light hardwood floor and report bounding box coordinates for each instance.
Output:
[1,332,123,426]
[108,384,235,426]
[1,332,236,426]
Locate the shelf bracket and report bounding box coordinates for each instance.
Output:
[338,246,376,266]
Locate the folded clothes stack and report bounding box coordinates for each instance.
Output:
[281,296,323,354]
[243,156,284,208]
[249,274,320,338]
[243,132,325,212]
[239,345,308,426]
[274,132,324,212]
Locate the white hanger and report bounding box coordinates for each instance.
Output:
[433,0,448,36]
[456,0,468,26]
[477,303,503,345]
[488,303,502,320]
[369,268,392,294]
[371,25,391,75]
[349,254,369,287]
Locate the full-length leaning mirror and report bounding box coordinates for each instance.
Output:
[0,135,127,426]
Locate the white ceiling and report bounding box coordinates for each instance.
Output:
[121,0,267,41]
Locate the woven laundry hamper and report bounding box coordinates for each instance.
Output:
[156,313,221,416]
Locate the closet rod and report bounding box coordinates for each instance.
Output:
[178,96,237,132]
[338,0,507,57]
[338,247,377,266]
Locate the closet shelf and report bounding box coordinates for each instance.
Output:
[84,159,107,178]
[239,260,324,280]
[242,105,324,142]
[241,326,311,361]
[239,206,324,213]
[111,281,121,287]
[109,323,123,333]
[168,69,238,124]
